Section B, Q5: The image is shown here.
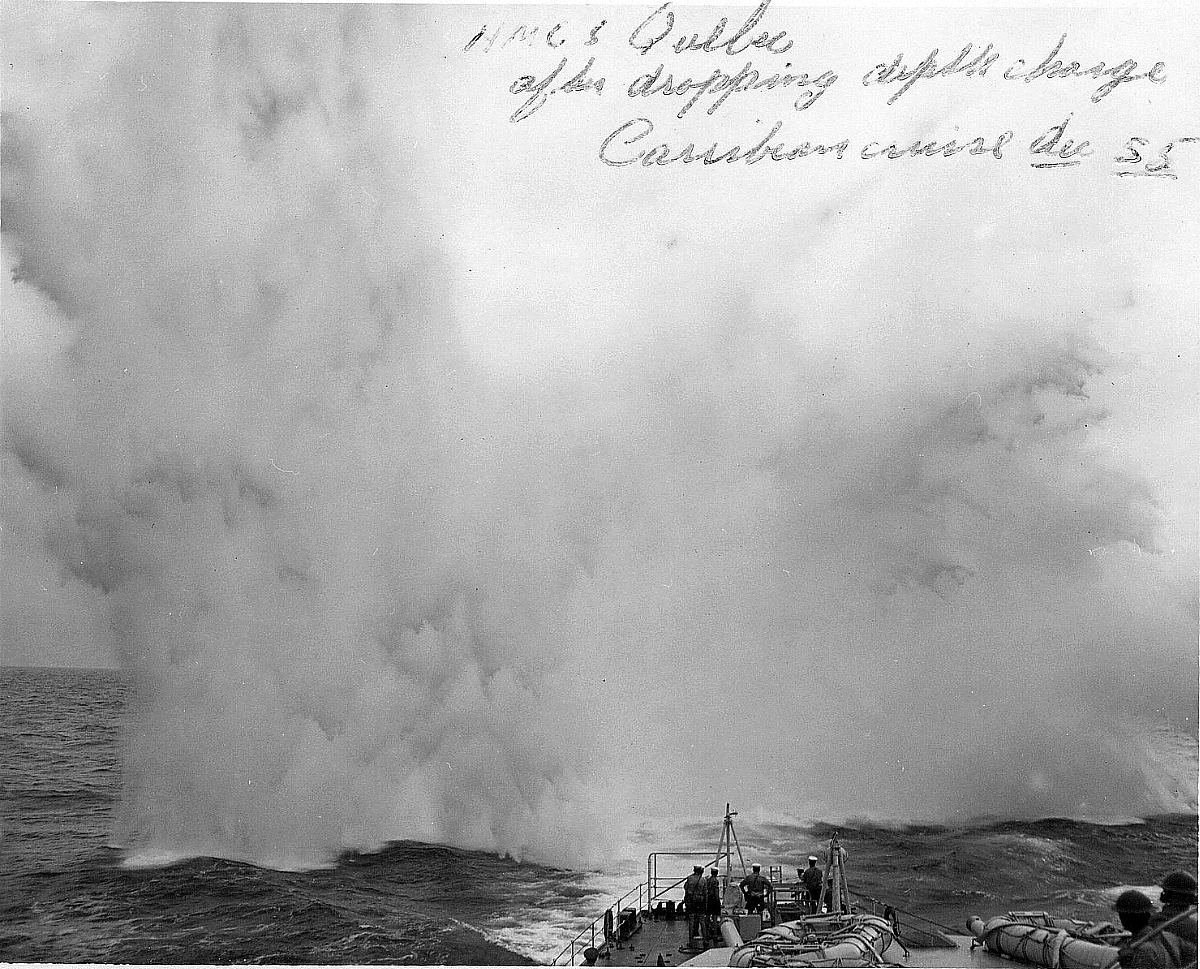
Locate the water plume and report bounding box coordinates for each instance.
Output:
[2,2,1195,870]
[3,3,613,866]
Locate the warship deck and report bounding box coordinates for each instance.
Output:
[549,809,1094,967]
[580,912,1015,969]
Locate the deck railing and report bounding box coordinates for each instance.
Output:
[553,856,959,964]
[551,851,734,966]
[849,890,962,938]
[647,851,732,906]
[550,881,648,966]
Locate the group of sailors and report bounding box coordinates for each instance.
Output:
[1113,871,1199,969]
[681,864,725,948]
[678,855,1197,966]
[681,857,827,950]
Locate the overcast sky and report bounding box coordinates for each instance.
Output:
[2,2,1197,862]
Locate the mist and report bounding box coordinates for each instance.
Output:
[2,3,1196,868]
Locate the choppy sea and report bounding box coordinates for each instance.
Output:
[2,667,1196,965]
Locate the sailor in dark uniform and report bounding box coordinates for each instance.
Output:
[1153,872,1199,953]
[740,864,773,915]
[683,865,705,947]
[800,856,823,913]
[1113,889,1190,969]
[705,868,722,945]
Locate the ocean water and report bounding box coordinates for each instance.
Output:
[2,667,1196,965]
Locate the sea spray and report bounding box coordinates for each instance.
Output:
[2,2,1196,865]
[2,3,617,866]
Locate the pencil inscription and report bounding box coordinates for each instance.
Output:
[461,0,1191,177]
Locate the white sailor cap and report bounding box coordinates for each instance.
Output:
[808,855,818,862]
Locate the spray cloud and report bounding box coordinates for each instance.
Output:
[2,3,1196,867]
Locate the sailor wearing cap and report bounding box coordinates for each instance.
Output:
[684,865,706,947]
[800,855,823,913]
[1113,889,1190,968]
[739,863,773,915]
[1152,871,1199,952]
[703,868,722,945]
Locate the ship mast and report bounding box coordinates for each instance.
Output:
[716,803,747,906]
[817,832,852,915]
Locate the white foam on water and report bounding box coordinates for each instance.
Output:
[1097,884,1165,906]
[119,845,335,873]
[481,868,642,963]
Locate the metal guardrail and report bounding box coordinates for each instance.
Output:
[648,851,730,906]
[552,851,734,966]
[553,853,963,964]
[551,815,979,966]
[551,881,648,966]
[850,890,961,937]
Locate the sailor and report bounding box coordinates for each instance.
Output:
[1113,889,1190,968]
[800,856,823,913]
[740,864,773,915]
[684,865,706,946]
[704,867,722,945]
[1153,871,1199,949]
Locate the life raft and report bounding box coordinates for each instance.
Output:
[967,914,1121,969]
[729,914,894,967]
